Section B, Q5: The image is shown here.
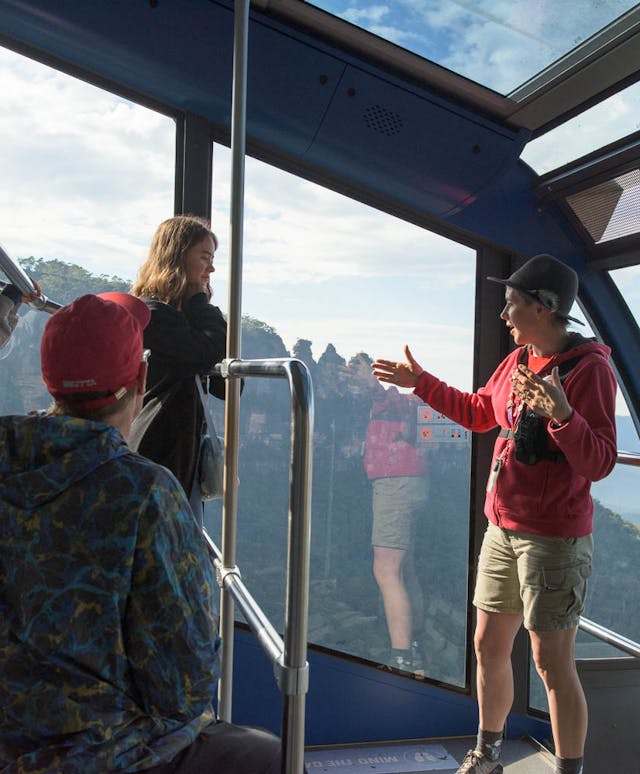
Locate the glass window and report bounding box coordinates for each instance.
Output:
[529,337,640,714]
[206,143,475,687]
[521,80,640,175]
[0,46,175,414]
[305,0,636,96]
[588,384,640,647]
[610,266,640,328]
[532,443,640,712]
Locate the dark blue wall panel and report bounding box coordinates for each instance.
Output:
[307,65,526,217]
[231,628,550,746]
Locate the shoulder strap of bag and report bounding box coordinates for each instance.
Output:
[195,374,218,437]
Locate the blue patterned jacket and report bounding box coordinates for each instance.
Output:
[0,415,221,772]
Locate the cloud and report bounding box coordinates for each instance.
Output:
[317,0,630,94]
[0,48,174,281]
[522,81,640,174]
[0,44,478,391]
[213,145,475,288]
[340,4,390,25]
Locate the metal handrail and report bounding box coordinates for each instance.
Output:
[203,535,285,666]
[213,356,313,774]
[616,450,640,466]
[0,245,61,314]
[578,617,640,659]
[578,449,640,658]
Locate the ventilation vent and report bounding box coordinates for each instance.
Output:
[362,104,403,136]
[565,168,640,243]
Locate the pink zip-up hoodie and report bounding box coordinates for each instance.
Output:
[414,337,617,537]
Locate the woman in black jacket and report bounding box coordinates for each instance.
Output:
[129,215,227,516]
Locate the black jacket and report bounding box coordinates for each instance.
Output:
[129,293,227,497]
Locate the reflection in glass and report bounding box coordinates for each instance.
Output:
[207,144,474,687]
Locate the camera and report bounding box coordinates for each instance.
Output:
[514,407,564,465]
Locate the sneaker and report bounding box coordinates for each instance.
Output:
[456,749,503,774]
[410,640,425,676]
[386,651,413,671]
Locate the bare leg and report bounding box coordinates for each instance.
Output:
[403,550,424,635]
[474,609,523,732]
[373,546,411,649]
[529,627,586,759]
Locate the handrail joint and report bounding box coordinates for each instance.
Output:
[273,658,310,696]
[216,563,242,588]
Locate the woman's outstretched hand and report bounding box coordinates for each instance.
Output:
[371,344,423,389]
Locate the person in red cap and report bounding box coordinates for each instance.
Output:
[40,291,152,415]
[372,255,617,774]
[129,215,228,520]
[0,293,283,772]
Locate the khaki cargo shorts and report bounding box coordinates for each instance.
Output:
[474,522,593,632]
[371,476,428,550]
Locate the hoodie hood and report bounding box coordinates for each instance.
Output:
[558,333,611,361]
[522,334,612,375]
[0,415,130,511]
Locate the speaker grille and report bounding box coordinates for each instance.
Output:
[362,104,403,136]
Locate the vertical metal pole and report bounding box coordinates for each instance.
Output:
[175,113,213,218]
[217,0,249,721]
[324,419,335,578]
[281,361,313,774]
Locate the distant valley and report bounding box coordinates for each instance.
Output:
[591,415,640,526]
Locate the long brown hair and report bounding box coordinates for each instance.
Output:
[131,215,218,305]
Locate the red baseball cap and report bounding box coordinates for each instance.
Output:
[41,292,151,409]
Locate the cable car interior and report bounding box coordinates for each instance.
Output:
[1,1,640,772]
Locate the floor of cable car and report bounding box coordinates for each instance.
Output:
[304,735,554,772]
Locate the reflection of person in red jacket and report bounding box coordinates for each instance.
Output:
[373,255,617,774]
[364,380,428,674]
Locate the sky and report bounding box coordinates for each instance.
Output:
[310,0,637,94]
[0,3,639,402]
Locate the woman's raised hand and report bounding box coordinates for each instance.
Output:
[184,281,211,301]
[371,344,424,389]
[512,364,573,425]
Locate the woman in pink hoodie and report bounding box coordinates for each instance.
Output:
[373,255,617,774]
